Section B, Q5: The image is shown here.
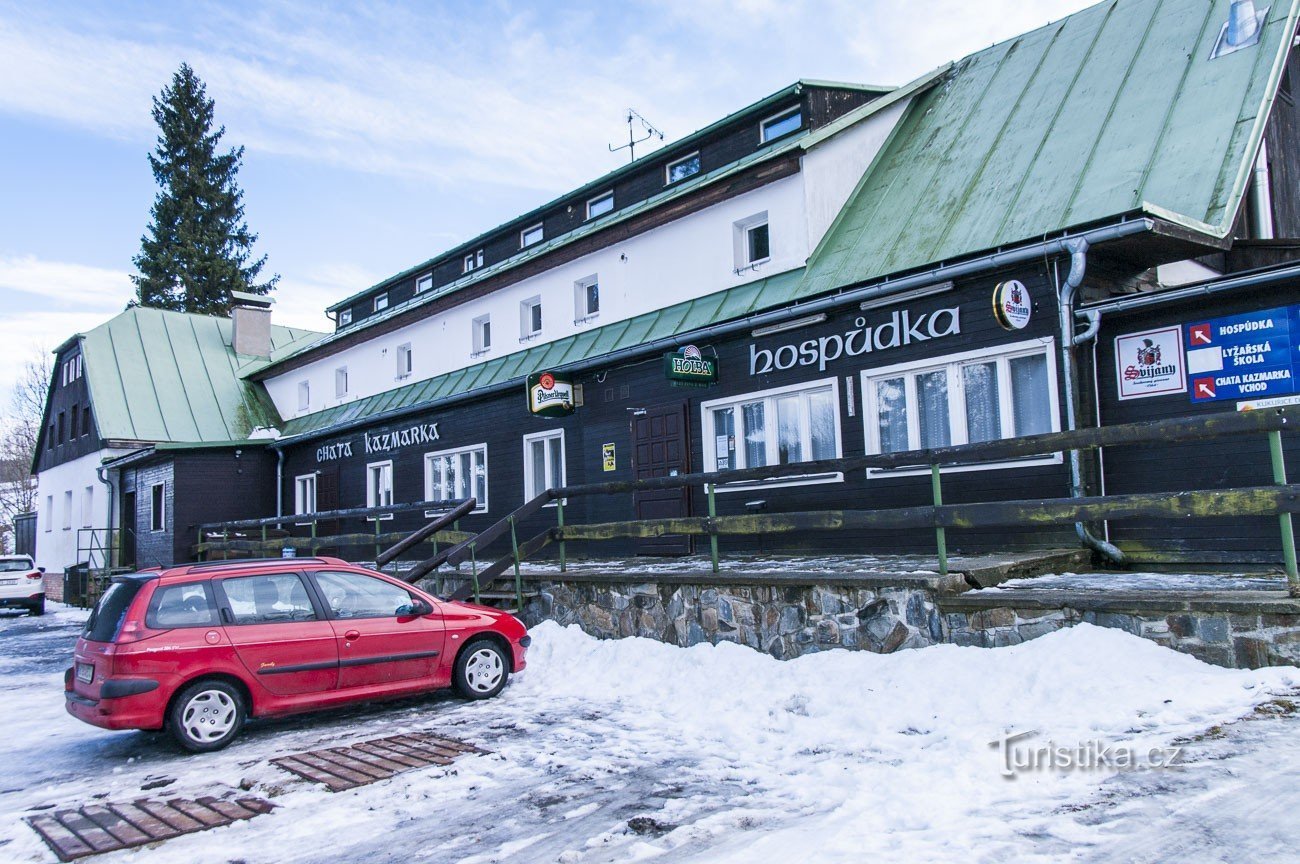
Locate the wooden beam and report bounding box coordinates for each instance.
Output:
[401,492,554,583]
[194,530,473,557]
[376,498,477,567]
[447,530,554,601]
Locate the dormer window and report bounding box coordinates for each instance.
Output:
[521,224,544,248]
[665,152,700,185]
[374,292,389,312]
[586,191,614,220]
[760,106,802,143]
[415,273,433,293]
[338,309,353,327]
[464,250,484,273]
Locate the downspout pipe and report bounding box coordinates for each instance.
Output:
[276,448,285,518]
[95,464,116,571]
[1057,238,1126,564]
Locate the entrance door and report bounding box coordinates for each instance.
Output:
[632,401,692,555]
[119,492,137,569]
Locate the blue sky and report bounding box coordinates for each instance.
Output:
[0,0,1094,402]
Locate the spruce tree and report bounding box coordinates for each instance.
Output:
[132,63,277,314]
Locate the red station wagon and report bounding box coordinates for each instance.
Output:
[65,557,529,752]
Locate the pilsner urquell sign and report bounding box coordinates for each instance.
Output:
[527,371,575,417]
[664,345,717,386]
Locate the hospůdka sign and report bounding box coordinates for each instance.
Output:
[527,371,575,417]
[664,345,717,386]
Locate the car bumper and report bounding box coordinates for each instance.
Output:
[0,595,41,609]
[64,670,165,731]
[511,634,530,672]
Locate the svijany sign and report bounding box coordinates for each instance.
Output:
[527,371,575,417]
[749,307,961,375]
[315,421,441,462]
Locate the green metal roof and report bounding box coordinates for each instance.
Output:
[801,0,1300,298]
[80,307,325,443]
[279,268,805,441]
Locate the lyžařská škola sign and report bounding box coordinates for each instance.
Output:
[1186,305,1300,403]
[527,371,575,416]
[665,345,717,386]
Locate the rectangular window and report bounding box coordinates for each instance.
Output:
[862,339,1060,476]
[63,490,72,530]
[463,250,484,273]
[82,485,93,528]
[574,275,599,322]
[297,381,310,412]
[760,106,802,142]
[396,343,413,378]
[57,411,65,443]
[520,223,544,248]
[147,582,218,629]
[665,152,701,184]
[734,212,770,269]
[523,429,565,502]
[335,366,349,399]
[586,191,614,220]
[44,495,52,531]
[374,292,389,312]
[70,404,79,439]
[82,405,91,437]
[702,379,842,489]
[219,573,317,625]
[424,444,488,512]
[47,424,54,450]
[415,273,433,293]
[295,474,317,516]
[339,309,353,327]
[520,296,542,340]
[472,314,492,354]
[366,461,394,517]
[150,483,165,532]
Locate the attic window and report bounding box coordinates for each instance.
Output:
[338,309,353,327]
[374,292,389,312]
[415,273,433,293]
[464,250,484,273]
[586,191,614,220]
[665,152,700,185]
[760,107,802,143]
[521,224,544,248]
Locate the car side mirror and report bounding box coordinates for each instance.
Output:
[397,600,433,617]
[38,567,46,573]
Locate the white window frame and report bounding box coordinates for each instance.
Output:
[294,473,317,522]
[423,443,489,514]
[338,309,353,327]
[463,250,484,273]
[44,494,52,532]
[472,314,492,355]
[522,429,566,505]
[366,460,394,519]
[415,272,433,293]
[760,106,802,143]
[700,378,844,492]
[574,274,600,324]
[396,343,413,379]
[520,223,544,248]
[297,380,310,413]
[63,490,72,531]
[861,337,1062,478]
[520,296,542,341]
[335,366,349,399]
[374,292,389,312]
[734,211,771,270]
[150,483,165,532]
[82,485,93,528]
[665,151,701,185]
[586,191,614,220]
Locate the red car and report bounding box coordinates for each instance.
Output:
[65,557,529,752]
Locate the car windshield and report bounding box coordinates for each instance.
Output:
[0,558,33,572]
[83,579,147,642]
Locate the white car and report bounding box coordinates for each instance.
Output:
[0,556,45,616]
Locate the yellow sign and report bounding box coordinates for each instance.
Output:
[602,443,616,472]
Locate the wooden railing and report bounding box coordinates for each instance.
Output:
[418,407,1300,606]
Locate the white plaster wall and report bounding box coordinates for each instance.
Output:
[34,448,131,574]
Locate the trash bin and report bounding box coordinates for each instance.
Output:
[63,563,90,607]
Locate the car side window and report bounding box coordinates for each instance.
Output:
[312,571,417,619]
[147,582,218,628]
[218,573,318,625]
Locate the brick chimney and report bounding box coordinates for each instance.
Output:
[230,291,273,358]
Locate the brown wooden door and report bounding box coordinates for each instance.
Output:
[632,401,691,555]
[315,469,340,543]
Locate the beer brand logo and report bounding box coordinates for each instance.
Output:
[539,372,556,391]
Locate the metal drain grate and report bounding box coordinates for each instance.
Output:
[26,795,274,862]
[271,732,485,791]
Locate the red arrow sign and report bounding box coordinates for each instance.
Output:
[1190,324,1212,345]
[1193,377,1216,399]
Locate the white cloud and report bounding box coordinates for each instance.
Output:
[0,255,134,308]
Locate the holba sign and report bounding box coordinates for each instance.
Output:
[749,307,961,375]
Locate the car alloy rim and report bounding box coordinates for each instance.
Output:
[465,648,504,692]
[181,689,237,743]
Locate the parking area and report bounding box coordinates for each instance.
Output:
[2,604,1299,863]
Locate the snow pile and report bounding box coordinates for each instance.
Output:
[982,571,1288,592]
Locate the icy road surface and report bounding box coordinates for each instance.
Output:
[1,604,1298,863]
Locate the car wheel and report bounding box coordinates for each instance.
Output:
[167,680,245,752]
[453,639,509,700]
[29,599,45,616]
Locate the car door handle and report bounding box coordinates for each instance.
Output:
[344,630,360,642]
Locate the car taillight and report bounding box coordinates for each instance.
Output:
[114,619,155,644]
[26,571,42,580]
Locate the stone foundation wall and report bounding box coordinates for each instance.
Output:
[941,605,1300,669]
[520,580,945,660]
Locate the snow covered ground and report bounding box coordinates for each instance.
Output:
[979,571,1289,593]
[1,604,1298,863]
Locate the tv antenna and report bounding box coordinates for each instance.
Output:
[609,109,664,163]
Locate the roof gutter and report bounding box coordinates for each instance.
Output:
[275,217,1156,448]
[1078,259,1300,317]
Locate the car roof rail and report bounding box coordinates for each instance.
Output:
[183,557,332,572]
